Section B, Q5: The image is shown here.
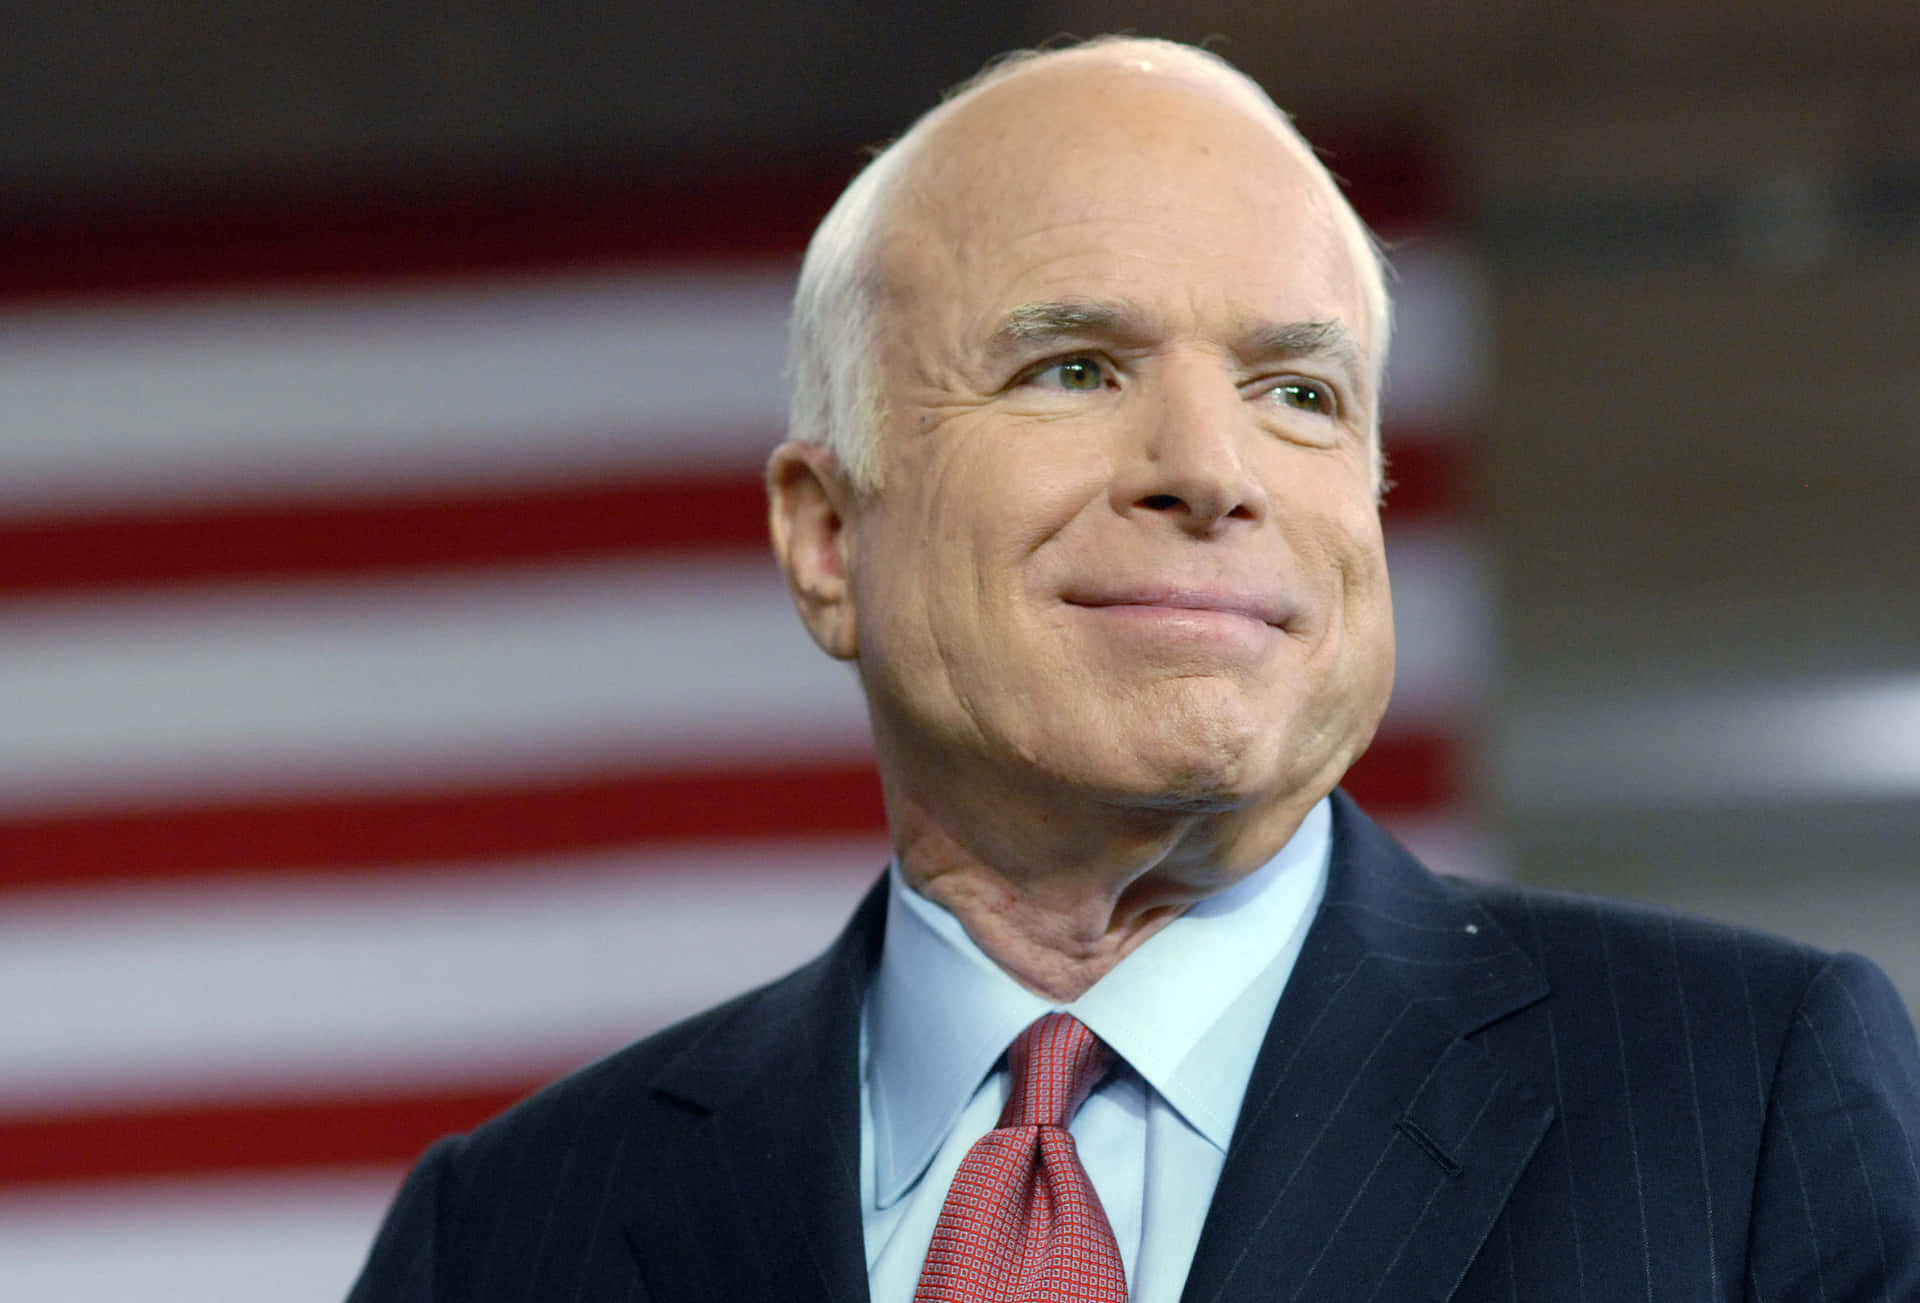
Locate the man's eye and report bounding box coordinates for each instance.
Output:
[1037,358,1107,391]
[1272,380,1333,414]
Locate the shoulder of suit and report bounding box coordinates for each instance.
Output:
[439,873,885,1178]
[1439,871,1849,1008]
[436,944,838,1177]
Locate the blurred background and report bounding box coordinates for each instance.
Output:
[1,3,1914,1298]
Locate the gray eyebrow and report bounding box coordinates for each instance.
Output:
[1240,319,1361,369]
[987,300,1137,352]
[987,302,1367,386]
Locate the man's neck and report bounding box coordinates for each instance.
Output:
[887,784,1319,1002]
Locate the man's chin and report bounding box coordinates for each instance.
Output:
[1083,746,1276,817]
[1120,785,1247,816]
[1069,709,1343,823]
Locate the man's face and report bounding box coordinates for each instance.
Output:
[798,61,1395,835]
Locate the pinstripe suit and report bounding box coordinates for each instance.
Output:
[347,791,1920,1301]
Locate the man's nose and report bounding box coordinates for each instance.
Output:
[1111,363,1267,533]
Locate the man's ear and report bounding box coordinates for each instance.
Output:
[767,440,861,661]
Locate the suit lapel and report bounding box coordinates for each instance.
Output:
[604,798,1552,1303]
[625,878,885,1303]
[1181,793,1555,1303]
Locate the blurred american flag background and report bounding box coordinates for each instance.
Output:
[0,147,1491,1300]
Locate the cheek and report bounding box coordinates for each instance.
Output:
[850,461,1003,684]
[916,426,1111,571]
[1270,463,1383,579]
[1333,504,1389,589]
[1329,517,1396,704]
[1334,522,1394,653]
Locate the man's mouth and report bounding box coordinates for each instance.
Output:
[1061,586,1295,630]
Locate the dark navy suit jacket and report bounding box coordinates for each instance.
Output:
[348,792,1920,1301]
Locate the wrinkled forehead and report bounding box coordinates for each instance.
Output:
[869,56,1376,356]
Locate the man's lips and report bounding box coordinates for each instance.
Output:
[1060,587,1295,629]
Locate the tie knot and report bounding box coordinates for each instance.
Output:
[998,1013,1113,1129]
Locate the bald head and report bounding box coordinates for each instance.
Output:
[786,37,1393,492]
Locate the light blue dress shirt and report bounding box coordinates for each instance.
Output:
[859,797,1331,1302]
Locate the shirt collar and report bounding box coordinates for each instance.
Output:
[865,797,1331,1207]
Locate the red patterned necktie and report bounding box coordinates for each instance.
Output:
[913,1012,1128,1302]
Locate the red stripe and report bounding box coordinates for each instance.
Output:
[0,170,848,304]
[2,131,1443,306]
[0,760,888,893]
[0,736,1464,1191]
[1303,118,1458,237]
[0,433,1466,602]
[0,735,1461,894]
[0,1081,543,1189]
[1382,431,1475,520]
[1343,730,1466,813]
[0,468,772,600]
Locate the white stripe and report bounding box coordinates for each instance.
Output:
[0,267,796,516]
[0,537,1474,814]
[0,839,885,1112]
[0,555,869,813]
[0,258,1478,518]
[1379,239,1488,431]
[1498,672,1920,809]
[1372,810,1505,882]
[1382,523,1493,726]
[0,1171,395,1303]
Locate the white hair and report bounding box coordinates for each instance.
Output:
[785,36,1395,493]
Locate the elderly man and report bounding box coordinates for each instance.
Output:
[349,37,1920,1302]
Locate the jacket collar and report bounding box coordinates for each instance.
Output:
[868,797,1332,1205]
[1179,791,1555,1303]
[622,790,1554,1303]
[635,875,885,1303]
